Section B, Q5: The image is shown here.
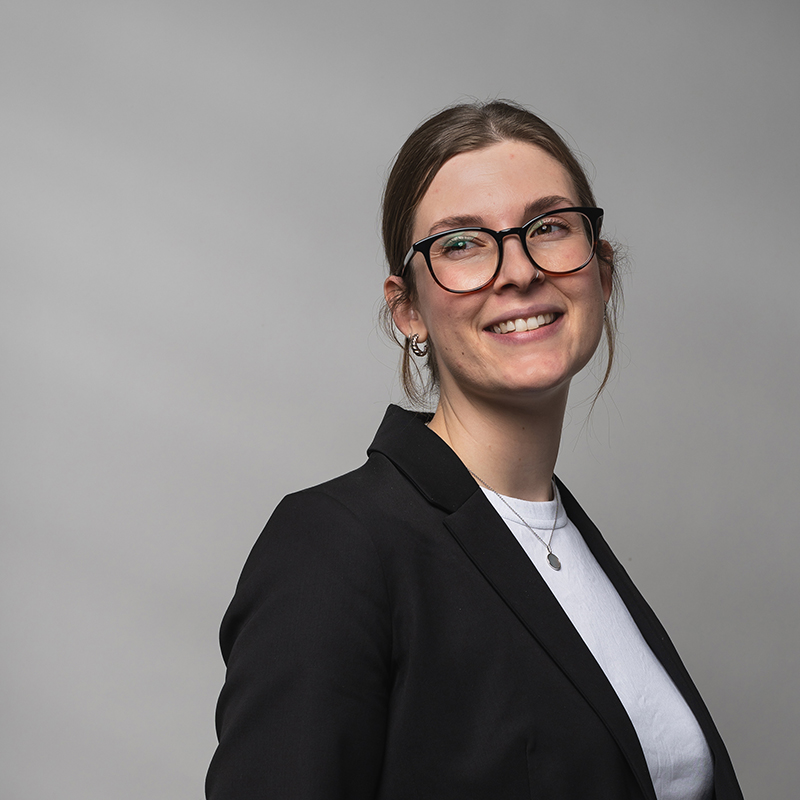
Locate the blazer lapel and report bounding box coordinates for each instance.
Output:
[445,493,657,800]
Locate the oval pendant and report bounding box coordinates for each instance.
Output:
[547,552,561,571]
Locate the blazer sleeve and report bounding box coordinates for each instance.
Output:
[206,489,392,800]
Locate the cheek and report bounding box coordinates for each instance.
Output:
[583,263,609,310]
[423,297,482,349]
[413,280,459,340]
[587,289,607,335]
[570,272,607,344]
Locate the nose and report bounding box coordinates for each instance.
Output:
[493,233,541,290]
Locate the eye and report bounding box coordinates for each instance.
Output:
[432,230,492,260]
[528,216,571,240]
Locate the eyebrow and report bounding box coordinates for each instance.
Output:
[426,195,575,237]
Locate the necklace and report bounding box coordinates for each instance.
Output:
[469,471,562,571]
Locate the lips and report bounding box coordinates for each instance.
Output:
[490,312,557,334]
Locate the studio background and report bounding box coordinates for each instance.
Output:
[2,1,798,797]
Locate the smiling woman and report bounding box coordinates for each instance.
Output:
[387,141,611,428]
[206,101,744,800]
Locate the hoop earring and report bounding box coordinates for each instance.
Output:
[410,333,428,357]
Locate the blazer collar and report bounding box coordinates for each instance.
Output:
[367,404,478,512]
[369,404,657,799]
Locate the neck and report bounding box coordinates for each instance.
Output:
[427,389,567,502]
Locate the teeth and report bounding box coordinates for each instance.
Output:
[491,313,556,334]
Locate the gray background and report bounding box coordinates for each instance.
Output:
[2,0,798,797]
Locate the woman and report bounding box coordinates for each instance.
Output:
[206,101,743,799]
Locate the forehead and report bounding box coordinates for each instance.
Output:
[414,141,576,237]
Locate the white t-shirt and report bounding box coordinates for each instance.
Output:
[480,485,714,800]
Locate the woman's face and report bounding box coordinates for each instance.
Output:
[387,140,611,410]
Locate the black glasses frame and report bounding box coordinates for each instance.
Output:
[401,206,604,295]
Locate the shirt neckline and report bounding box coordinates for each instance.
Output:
[479,485,568,530]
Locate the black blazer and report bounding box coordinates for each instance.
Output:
[207,405,743,799]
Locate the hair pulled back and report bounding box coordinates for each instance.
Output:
[381,99,621,405]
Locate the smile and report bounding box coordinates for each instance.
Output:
[490,313,558,334]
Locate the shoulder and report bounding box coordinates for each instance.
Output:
[221,453,418,654]
[257,451,414,547]
[236,455,396,582]
[260,451,432,552]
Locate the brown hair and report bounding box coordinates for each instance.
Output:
[381,99,622,406]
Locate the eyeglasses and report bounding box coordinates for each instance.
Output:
[402,207,604,294]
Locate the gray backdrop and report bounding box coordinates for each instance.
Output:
[2,0,798,797]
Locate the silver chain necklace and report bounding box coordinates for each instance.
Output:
[469,470,562,571]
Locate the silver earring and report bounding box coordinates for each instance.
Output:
[410,333,428,357]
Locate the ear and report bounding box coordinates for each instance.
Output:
[384,275,428,340]
[597,239,614,304]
